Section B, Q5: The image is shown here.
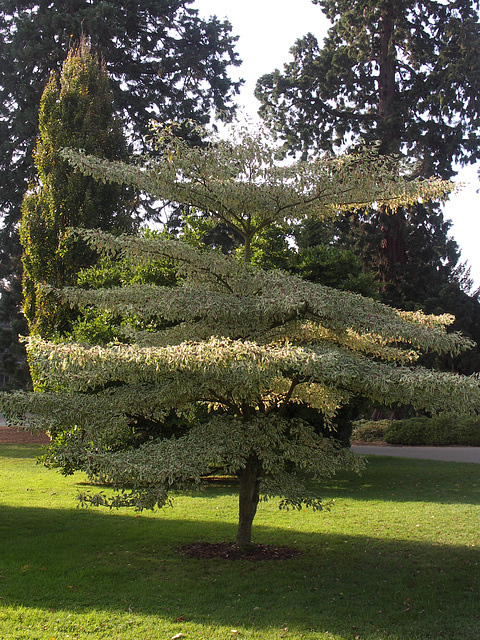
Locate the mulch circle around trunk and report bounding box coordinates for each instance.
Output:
[179,542,301,561]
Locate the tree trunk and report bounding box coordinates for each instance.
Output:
[378,4,397,152]
[243,231,253,265]
[376,5,406,286]
[378,205,406,286]
[236,454,262,546]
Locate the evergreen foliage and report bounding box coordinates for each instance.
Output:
[0,0,241,229]
[3,125,479,546]
[255,0,480,372]
[0,0,241,383]
[0,238,30,390]
[256,0,480,173]
[19,39,137,337]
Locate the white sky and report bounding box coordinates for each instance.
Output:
[194,0,480,290]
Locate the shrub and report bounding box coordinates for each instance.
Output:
[384,415,480,446]
[351,419,393,442]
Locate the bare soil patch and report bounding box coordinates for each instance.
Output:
[179,542,301,561]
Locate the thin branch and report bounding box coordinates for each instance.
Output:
[207,389,239,414]
[278,375,301,418]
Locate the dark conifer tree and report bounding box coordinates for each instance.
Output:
[256,0,480,174]
[256,0,480,373]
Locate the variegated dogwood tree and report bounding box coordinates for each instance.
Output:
[3,125,480,546]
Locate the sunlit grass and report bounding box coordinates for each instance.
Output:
[0,444,479,639]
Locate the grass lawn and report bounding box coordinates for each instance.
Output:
[0,444,479,640]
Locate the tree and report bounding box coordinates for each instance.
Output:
[0,0,241,229]
[255,0,480,174]
[3,125,478,548]
[0,0,242,381]
[255,0,480,370]
[19,39,137,338]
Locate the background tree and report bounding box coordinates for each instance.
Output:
[0,0,241,228]
[255,0,480,372]
[20,38,138,338]
[3,125,476,549]
[256,0,480,172]
[0,0,242,384]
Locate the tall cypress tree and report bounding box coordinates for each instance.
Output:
[20,38,137,338]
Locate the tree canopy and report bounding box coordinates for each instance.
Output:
[4,125,479,546]
[61,123,454,262]
[255,0,480,175]
[0,0,241,388]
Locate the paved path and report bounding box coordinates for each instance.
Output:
[0,425,50,444]
[351,444,480,464]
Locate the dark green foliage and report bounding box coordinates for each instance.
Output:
[166,213,379,298]
[0,256,31,389]
[328,203,468,307]
[68,245,179,345]
[383,415,480,446]
[430,282,480,375]
[292,245,378,298]
[256,0,480,174]
[0,320,31,390]
[256,0,480,374]
[0,0,241,229]
[285,401,364,448]
[20,40,137,338]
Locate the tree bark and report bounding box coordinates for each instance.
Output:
[376,5,406,285]
[236,454,262,546]
[378,4,397,152]
[243,231,253,265]
[378,205,407,285]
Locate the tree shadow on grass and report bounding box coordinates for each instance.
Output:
[0,503,478,640]
[0,443,46,459]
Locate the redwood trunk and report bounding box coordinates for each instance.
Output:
[377,5,406,284]
[236,455,262,546]
[378,6,396,131]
